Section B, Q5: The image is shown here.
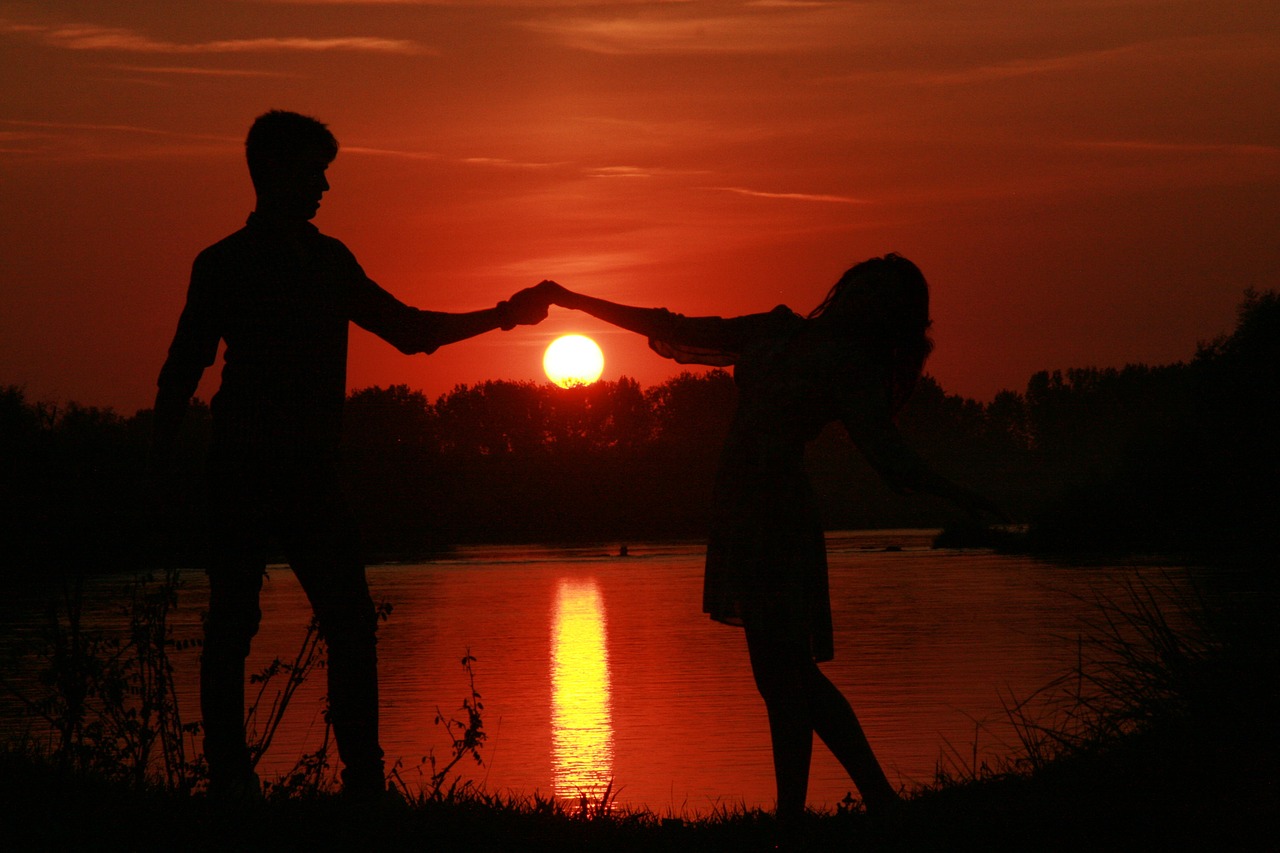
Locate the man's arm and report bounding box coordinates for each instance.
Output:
[415,284,550,349]
[351,275,550,355]
[151,382,195,472]
[151,254,220,471]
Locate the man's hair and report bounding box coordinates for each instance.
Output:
[245,110,339,189]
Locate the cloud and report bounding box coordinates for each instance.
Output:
[845,29,1280,89]
[0,118,236,159]
[1073,139,1280,159]
[915,45,1146,86]
[462,156,560,169]
[0,128,46,154]
[588,165,654,179]
[104,64,303,78]
[345,148,585,171]
[747,1,832,7]
[520,4,864,54]
[1,19,427,54]
[0,118,231,141]
[251,0,674,6]
[343,145,441,161]
[498,250,657,282]
[584,165,709,179]
[708,186,868,204]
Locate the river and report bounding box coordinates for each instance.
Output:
[0,530,1194,815]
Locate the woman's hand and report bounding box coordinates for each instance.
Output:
[532,280,580,310]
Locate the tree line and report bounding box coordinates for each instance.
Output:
[2,289,1275,575]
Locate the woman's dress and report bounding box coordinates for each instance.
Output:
[648,305,900,662]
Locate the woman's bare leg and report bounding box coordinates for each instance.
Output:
[745,622,814,824]
[745,621,899,817]
[806,669,900,811]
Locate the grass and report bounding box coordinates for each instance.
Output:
[4,721,1272,853]
[3,568,1275,851]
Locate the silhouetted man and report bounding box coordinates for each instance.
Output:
[152,110,548,800]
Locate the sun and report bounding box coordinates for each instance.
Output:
[544,335,605,388]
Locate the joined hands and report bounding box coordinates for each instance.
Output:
[500,280,576,329]
[500,281,553,329]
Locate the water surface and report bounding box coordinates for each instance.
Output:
[0,531,1192,814]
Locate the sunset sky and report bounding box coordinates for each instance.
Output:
[3,0,1278,414]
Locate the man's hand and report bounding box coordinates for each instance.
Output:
[501,281,553,328]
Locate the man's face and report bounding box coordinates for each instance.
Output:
[259,147,332,220]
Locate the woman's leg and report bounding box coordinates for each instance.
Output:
[744,621,814,824]
[805,668,900,811]
[746,620,899,815]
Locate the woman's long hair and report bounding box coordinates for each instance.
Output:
[809,254,934,414]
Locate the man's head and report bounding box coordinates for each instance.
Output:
[245,110,338,221]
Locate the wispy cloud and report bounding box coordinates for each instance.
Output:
[520,5,863,55]
[252,0,678,6]
[253,0,647,5]
[915,45,1144,86]
[342,145,441,161]
[462,156,559,169]
[584,164,708,179]
[0,118,232,142]
[1072,139,1280,158]
[1,19,428,54]
[0,128,46,153]
[746,1,833,7]
[708,186,868,204]
[498,249,658,282]
[866,31,1280,88]
[345,147,592,171]
[104,64,303,78]
[588,165,654,179]
[0,118,237,159]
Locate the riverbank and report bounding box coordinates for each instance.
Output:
[7,579,1276,850]
[4,549,1273,850]
[3,715,1271,853]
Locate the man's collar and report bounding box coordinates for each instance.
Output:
[246,211,319,237]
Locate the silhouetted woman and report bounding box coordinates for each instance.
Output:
[540,255,997,826]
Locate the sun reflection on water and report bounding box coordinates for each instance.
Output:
[550,577,614,803]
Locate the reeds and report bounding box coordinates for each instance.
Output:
[928,570,1241,792]
[1006,573,1220,769]
[0,569,204,793]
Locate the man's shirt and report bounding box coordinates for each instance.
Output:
[157,213,447,459]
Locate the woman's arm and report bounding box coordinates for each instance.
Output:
[844,404,1004,520]
[541,281,794,359]
[541,282,678,339]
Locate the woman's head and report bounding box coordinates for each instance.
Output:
[810,254,934,412]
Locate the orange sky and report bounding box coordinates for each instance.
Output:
[3,1,1278,414]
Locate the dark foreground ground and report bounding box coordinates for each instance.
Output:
[4,555,1275,851]
[3,715,1274,853]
